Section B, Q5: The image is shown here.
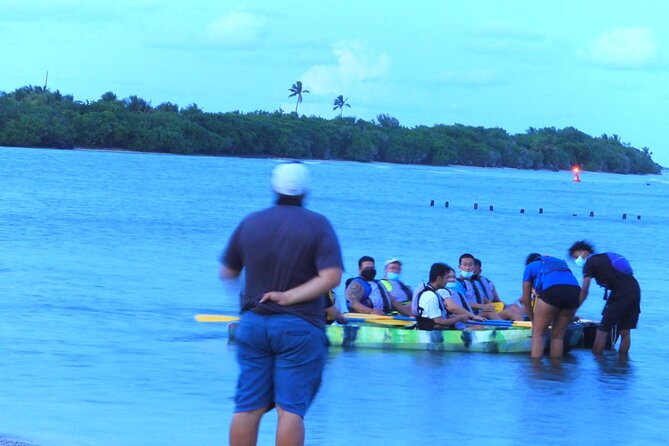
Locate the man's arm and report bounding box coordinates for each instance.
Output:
[260,267,342,306]
[470,302,497,313]
[579,276,592,306]
[326,305,348,324]
[521,281,534,321]
[219,266,240,279]
[391,298,413,317]
[433,313,469,328]
[443,297,484,321]
[344,280,384,315]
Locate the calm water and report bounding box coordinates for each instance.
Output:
[1,146,668,445]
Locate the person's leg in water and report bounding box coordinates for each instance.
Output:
[550,307,577,358]
[531,298,558,358]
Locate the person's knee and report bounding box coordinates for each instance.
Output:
[276,405,304,420]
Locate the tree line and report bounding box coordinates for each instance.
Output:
[0,85,661,174]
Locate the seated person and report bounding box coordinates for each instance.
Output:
[472,258,524,321]
[345,256,413,317]
[411,263,470,330]
[455,253,501,320]
[325,290,347,324]
[437,267,486,323]
[380,258,413,305]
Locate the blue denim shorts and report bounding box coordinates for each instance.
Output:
[234,311,328,417]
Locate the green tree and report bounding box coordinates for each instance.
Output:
[288,81,309,114]
[332,95,350,117]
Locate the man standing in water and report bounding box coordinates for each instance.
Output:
[568,240,640,355]
[220,161,343,446]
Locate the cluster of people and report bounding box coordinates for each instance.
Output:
[218,161,642,446]
[342,248,640,360]
[342,254,524,327]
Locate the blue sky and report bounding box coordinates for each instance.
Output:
[2,0,668,166]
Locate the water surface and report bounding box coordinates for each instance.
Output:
[1,147,667,445]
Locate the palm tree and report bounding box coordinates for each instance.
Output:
[288,81,309,114]
[333,95,350,117]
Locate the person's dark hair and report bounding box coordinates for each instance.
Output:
[276,194,304,206]
[358,255,375,268]
[568,240,595,256]
[459,253,475,264]
[429,263,451,282]
[525,253,542,265]
[474,258,482,267]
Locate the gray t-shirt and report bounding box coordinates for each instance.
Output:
[222,204,343,328]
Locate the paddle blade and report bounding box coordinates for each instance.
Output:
[343,313,394,320]
[361,319,415,327]
[511,321,532,328]
[195,314,240,323]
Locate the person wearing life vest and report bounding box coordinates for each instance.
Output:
[345,256,414,317]
[472,258,524,321]
[325,290,347,325]
[456,253,502,320]
[568,240,640,355]
[411,263,470,330]
[436,266,486,323]
[521,253,581,358]
[380,258,413,306]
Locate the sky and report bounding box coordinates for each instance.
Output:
[1,0,668,166]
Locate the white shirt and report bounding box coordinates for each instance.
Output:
[417,289,444,319]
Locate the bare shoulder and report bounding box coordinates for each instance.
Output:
[345,280,364,301]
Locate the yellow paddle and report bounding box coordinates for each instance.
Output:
[195,314,240,323]
[194,313,415,327]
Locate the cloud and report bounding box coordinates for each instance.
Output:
[587,27,658,68]
[300,41,390,95]
[203,11,265,49]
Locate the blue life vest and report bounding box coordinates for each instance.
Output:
[344,277,391,313]
[533,256,572,294]
[606,253,633,276]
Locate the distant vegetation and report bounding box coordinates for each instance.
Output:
[0,85,661,174]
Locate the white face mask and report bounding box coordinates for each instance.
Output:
[460,270,473,279]
[445,281,458,289]
[574,256,586,268]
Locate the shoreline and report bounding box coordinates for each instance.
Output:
[3,145,664,175]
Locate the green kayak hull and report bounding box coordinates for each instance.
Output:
[228,322,584,354]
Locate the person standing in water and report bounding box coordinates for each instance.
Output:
[569,240,640,355]
[220,161,343,446]
[521,253,581,358]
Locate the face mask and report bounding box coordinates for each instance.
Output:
[445,281,458,289]
[574,256,586,268]
[361,268,376,281]
[460,270,473,279]
[386,272,400,281]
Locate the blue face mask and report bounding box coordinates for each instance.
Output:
[574,256,586,268]
[460,270,473,279]
[386,272,400,281]
[445,281,458,289]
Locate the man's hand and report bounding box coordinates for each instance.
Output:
[260,291,292,306]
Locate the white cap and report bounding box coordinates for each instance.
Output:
[271,162,309,196]
[385,258,402,266]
